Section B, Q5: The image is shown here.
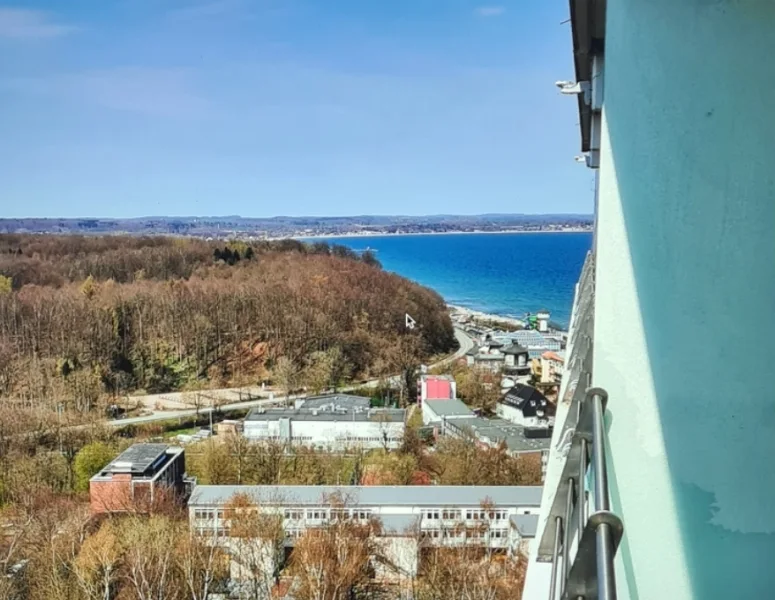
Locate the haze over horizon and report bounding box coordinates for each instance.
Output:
[2,1,594,218]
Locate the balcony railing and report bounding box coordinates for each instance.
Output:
[536,253,624,600]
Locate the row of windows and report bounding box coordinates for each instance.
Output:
[424,528,509,540]
[295,508,373,521]
[194,509,224,520]
[420,509,510,522]
[196,507,522,524]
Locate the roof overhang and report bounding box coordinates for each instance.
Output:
[569,0,607,151]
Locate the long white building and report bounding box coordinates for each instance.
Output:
[243,394,405,450]
[188,484,543,581]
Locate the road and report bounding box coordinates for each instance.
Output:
[109,327,475,428]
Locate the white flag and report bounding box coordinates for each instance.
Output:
[405,313,417,329]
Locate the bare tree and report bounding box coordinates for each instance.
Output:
[273,357,301,407]
[224,493,285,600]
[120,515,180,600]
[288,495,389,600]
[176,527,227,600]
[73,520,122,600]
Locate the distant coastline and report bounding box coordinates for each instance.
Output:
[0,214,592,238]
[295,227,590,242]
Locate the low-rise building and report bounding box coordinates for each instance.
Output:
[89,443,187,514]
[496,384,555,427]
[244,394,405,450]
[188,484,543,580]
[443,417,551,459]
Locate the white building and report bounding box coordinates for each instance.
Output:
[243,394,405,450]
[188,484,543,581]
[496,384,555,428]
[536,309,551,333]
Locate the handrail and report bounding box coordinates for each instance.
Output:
[536,251,624,600]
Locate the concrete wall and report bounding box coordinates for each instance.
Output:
[596,1,775,598]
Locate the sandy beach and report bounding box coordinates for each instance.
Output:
[447,304,526,329]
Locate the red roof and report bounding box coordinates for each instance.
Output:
[426,378,452,400]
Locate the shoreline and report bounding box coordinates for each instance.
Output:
[447,304,527,330]
[288,228,591,242]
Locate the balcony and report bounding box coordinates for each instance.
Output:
[526,253,624,600]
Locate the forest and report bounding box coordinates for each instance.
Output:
[0,234,456,412]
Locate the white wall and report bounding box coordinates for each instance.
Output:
[244,419,405,450]
[595,1,775,598]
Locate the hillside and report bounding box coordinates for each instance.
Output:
[0,235,456,410]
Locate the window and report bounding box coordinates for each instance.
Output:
[442,509,461,521]
[194,509,214,520]
[354,510,371,521]
[307,510,326,520]
[422,509,440,521]
[285,509,303,521]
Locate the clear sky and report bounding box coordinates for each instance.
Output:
[0,1,594,218]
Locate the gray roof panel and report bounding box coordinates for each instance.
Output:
[189,485,543,508]
[510,514,539,537]
[423,399,473,417]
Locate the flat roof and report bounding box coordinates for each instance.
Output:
[189,485,544,508]
[447,417,552,453]
[423,398,473,417]
[297,394,371,410]
[510,514,539,537]
[245,408,405,423]
[100,443,171,475]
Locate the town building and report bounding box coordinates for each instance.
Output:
[536,309,551,333]
[89,443,187,514]
[188,484,543,581]
[497,384,555,427]
[502,342,531,374]
[539,351,565,384]
[510,330,562,359]
[243,394,405,450]
[417,374,457,404]
[443,417,551,468]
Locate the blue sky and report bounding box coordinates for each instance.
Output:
[0,1,593,218]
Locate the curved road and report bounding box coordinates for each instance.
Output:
[109,327,475,427]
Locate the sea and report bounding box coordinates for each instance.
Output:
[316,232,592,329]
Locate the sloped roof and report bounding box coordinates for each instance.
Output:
[502,384,548,409]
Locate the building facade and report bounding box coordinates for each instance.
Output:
[188,484,543,580]
[244,395,405,450]
[89,443,187,514]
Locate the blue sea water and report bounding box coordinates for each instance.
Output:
[321,232,592,328]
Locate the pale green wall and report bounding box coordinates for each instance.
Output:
[594,0,775,598]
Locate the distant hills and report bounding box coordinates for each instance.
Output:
[0,214,593,238]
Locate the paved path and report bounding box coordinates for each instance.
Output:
[109,328,474,428]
